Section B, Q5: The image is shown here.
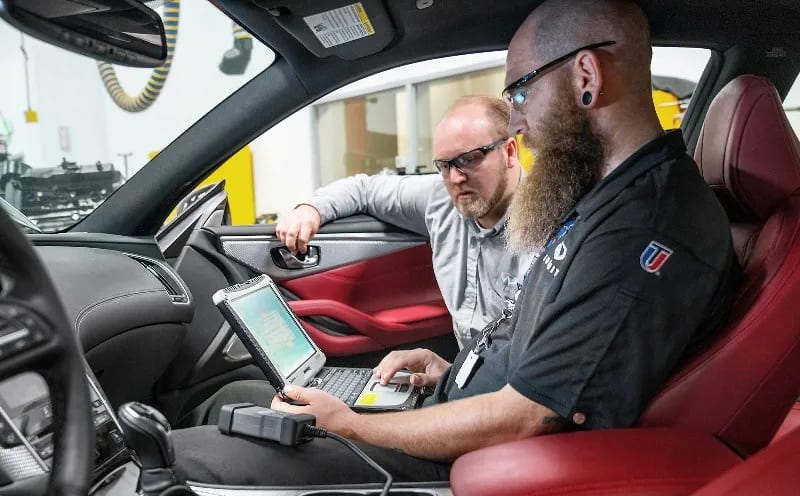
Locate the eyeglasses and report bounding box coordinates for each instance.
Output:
[432,138,508,176]
[502,41,616,111]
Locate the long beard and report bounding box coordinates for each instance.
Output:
[506,85,605,254]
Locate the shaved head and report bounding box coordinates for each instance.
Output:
[509,0,652,96]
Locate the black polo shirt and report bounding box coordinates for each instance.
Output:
[429,130,739,429]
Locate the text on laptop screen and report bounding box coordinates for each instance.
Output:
[228,284,316,376]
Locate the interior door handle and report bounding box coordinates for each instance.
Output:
[271,245,320,270]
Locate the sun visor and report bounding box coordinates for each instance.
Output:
[253,0,395,60]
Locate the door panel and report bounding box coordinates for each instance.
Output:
[289,298,451,356]
[280,243,444,313]
[278,243,451,356]
[210,218,453,355]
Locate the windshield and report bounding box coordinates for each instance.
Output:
[0,1,274,232]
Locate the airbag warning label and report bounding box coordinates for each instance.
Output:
[303,3,375,48]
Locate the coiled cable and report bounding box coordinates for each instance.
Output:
[97,1,179,112]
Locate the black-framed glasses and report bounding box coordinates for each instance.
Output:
[502,40,616,111]
[432,138,508,176]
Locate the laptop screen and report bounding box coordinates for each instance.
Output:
[228,283,316,377]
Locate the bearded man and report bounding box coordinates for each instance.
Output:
[172,0,739,486]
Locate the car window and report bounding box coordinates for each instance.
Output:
[785,74,800,136]
[651,47,711,129]
[0,1,274,232]
[197,47,709,227]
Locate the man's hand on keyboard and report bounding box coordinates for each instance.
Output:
[373,348,451,387]
[272,384,357,436]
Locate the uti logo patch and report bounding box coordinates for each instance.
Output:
[640,241,673,274]
[554,242,568,261]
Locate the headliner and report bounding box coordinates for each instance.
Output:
[224,0,800,57]
[216,0,800,98]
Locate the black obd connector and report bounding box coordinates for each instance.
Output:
[218,403,316,447]
[218,403,393,495]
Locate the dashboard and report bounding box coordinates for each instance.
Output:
[0,241,195,493]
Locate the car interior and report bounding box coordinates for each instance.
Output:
[1,0,800,495]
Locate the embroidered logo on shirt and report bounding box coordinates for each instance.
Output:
[554,242,567,261]
[640,241,673,274]
[540,217,576,278]
[541,253,560,277]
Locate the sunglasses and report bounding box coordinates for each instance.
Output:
[432,138,508,176]
[502,41,616,111]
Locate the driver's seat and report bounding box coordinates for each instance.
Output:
[639,74,800,455]
[451,75,800,495]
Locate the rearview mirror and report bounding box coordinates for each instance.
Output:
[0,0,167,67]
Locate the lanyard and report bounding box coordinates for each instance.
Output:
[457,216,579,389]
[546,216,577,249]
[473,296,515,354]
[456,296,515,389]
[472,216,578,355]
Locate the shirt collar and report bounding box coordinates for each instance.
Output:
[570,130,688,221]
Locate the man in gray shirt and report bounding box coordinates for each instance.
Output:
[278,95,535,349]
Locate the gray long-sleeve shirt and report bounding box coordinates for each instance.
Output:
[306,173,535,349]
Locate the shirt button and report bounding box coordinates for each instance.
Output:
[572,412,587,425]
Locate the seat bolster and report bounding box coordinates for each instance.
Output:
[693,425,800,495]
[641,199,800,454]
[771,403,800,444]
[450,428,740,496]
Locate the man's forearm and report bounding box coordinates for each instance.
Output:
[342,385,562,461]
[306,174,373,223]
[308,173,435,235]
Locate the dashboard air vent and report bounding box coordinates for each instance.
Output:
[125,253,189,304]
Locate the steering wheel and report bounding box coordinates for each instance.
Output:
[0,209,93,494]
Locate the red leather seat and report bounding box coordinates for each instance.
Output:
[640,75,800,456]
[772,402,800,443]
[692,423,800,495]
[451,75,800,494]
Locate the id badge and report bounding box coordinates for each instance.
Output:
[454,350,482,389]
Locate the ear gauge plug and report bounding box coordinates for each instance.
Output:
[582,91,593,106]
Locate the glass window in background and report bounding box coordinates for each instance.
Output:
[315,87,407,187]
[415,66,506,172]
[784,74,800,136]
[651,47,711,129]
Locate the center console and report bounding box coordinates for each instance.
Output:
[0,370,133,491]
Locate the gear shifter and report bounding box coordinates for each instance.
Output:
[118,402,190,496]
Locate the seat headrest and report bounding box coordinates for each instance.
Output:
[695,75,800,221]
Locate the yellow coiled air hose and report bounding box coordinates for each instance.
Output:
[97,1,179,112]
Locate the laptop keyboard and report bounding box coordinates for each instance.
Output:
[314,368,372,405]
